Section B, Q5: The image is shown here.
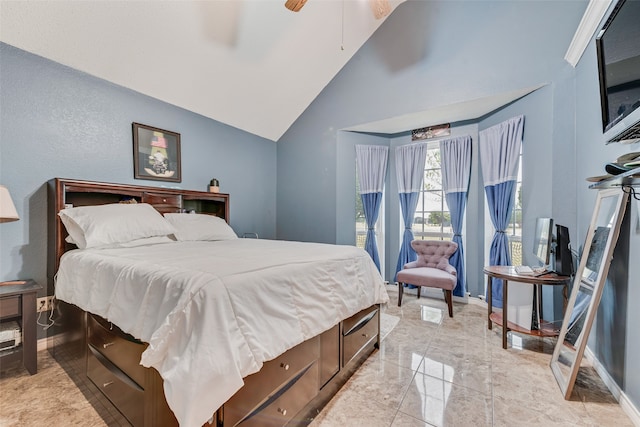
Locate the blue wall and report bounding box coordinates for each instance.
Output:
[278,1,585,291]
[277,0,585,246]
[0,43,277,293]
[572,6,640,406]
[277,0,639,413]
[2,0,639,414]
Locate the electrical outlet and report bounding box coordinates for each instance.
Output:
[36,296,54,313]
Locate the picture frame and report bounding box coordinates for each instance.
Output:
[411,123,451,141]
[132,122,182,182]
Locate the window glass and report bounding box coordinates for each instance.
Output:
[355,172,366,248]
[413,147,452,241]
[508,148,523,265]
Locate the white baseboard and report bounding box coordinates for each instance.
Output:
[37,337,48,352]
[474,300,640,426]
[584,346,640,426]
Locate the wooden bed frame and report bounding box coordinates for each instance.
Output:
[47,178,381,427]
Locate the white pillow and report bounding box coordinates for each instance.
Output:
[59,203,176,249]
[164,213,237,241]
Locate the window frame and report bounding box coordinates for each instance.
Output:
[412,143,453,242]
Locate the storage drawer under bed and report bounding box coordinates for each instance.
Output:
[224,361,319,427]
[342,305,379,366]
[87,345,144,427]
[87,313,147,387]
[223,335,320,427]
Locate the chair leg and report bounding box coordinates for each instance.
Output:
[444,289,453,317]
[398,282,404,307]
[417,286,422,300]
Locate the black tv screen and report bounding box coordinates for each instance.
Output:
[554,224,574,277]
[596,0,640,132]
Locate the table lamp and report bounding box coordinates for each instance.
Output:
[0,185,19,223]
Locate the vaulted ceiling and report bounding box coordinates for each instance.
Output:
[1,1,600,141]
[0,0,405,142]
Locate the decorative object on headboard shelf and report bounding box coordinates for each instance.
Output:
[209,178,220,193]
[0,185,19,223]
[132,122,182,183]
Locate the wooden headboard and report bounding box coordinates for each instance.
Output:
[47,178,229,283]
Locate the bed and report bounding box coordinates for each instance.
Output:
[47,178,389,427]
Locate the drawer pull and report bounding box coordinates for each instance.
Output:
[280,363,290,371]
[362,333,368,338]
[103,381,114,388]
[102,342,115,349]
[163,198,167,202]
[277,408,287,416]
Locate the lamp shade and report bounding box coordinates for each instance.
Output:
[0,185,19,223]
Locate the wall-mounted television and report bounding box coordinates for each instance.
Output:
[596,0,640,143]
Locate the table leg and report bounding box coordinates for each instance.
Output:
[22,291,37,375]
[487,275,492,330]
[502,279,508,349]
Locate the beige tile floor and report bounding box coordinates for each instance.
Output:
[0,285,635,426]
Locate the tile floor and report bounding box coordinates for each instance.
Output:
[0,285,635,426]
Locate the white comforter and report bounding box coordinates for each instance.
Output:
[55,239,388,427]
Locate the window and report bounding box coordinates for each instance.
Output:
[355,173,366,248]
[507,147,523,265]
[413,145,452,241]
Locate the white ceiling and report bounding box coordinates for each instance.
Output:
[344,85,545,134]
[0,0,405,142]
[0,1,599,141]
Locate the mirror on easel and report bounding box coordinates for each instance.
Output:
[550,187,629,399]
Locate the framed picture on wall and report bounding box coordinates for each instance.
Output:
[132,122,182,182]
[411,123,450,141]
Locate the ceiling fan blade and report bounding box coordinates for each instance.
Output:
[369,0,391,19]
[285,0,308,12]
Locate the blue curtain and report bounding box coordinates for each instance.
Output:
[395,192,419,280]
[361,192,383,270]
[446,192,467,296]
[355,145,389,272]
[479,116,524,308]
[485,181,516,307]
[440,136,472,297]
[394,143,429,281]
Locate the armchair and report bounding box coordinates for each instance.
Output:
[396,240,458,317]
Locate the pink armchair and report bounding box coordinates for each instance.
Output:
[396,240,458,317]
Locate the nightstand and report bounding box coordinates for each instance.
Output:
[0,280,42,374]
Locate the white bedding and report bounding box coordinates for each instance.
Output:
[55,239,388,427]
